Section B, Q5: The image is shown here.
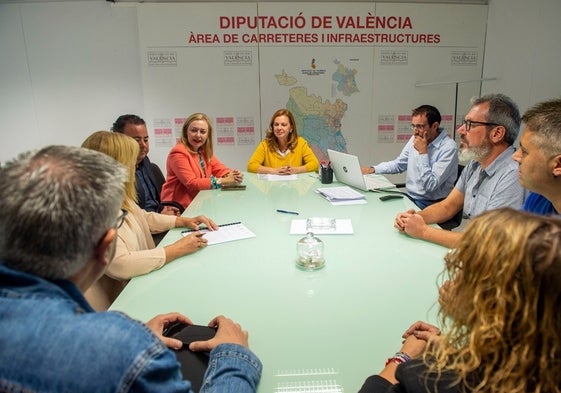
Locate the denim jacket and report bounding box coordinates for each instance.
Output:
[0,263,262,392]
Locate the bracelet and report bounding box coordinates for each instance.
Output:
[210,175,221,189]
[385,351,411,366]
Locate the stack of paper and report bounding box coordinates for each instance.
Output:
[316,186,366,205]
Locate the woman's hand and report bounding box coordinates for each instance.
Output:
[163,231,208,262]
[177,215,218,231]
[276,166,292,175]
[221,170,243,186]
[402,321,442,343]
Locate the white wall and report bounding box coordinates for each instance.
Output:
[482,0,561,114]
[0,1,143,161]
[1,0,560,168]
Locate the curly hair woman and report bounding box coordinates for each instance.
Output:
[360,208,561,393]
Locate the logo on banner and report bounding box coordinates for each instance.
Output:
[224,51,252,65]
[380,50,409,65]
[147,51,177,67]
[451,51,478,65]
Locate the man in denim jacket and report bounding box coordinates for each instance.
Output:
[0,145,262,392]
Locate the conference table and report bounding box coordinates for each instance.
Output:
[110,173,448,392]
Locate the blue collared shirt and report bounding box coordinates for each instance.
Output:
[456,146,526,218]
[374,128,458,203]
[0,264,262,393]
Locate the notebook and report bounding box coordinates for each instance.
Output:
[327,149,396,192]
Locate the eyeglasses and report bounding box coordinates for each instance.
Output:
[410,123,428,131]
[461,119,500,132]
[115,209,128,229]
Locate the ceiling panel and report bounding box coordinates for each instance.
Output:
[0,0,489,4]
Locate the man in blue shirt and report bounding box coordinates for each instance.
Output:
[362,105,458,209]
[0,145,262,392]
[395,94,526,248]
[513,98,561,215]
[113,114,182,215]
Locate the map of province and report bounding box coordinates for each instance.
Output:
[286,86,348,163]
[273,61,361,162]
[332,62,359,96]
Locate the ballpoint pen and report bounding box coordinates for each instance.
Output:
[276,209,299,215]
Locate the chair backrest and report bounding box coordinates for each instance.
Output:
[150,162,166,195]
[150,162,185,214]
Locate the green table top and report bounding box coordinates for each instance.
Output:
[110,173,447,392]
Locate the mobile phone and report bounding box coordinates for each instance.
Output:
[163,322,217,346]
[379,194,404,201]
[222,184,247,191]
[162,323,217,392]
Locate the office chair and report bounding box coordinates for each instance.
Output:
[150,162,185,214]
[149,162,185,245]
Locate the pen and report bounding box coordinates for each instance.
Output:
[276,209,299,215]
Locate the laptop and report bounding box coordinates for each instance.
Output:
[327,149,396,192]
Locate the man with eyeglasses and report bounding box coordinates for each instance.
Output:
[0,146,262,392]
[513,98,561,215]
[394,94,526,248]
[361,105,458,209]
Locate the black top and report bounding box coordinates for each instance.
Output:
[358,360,466,393]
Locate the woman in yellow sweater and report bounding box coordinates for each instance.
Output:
[247,109,319,175]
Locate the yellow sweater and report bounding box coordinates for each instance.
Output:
[247,137,319,173]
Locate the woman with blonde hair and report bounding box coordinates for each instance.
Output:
[81,131,217,311]
[247,109,319,175]
[161,113,243,208]
[360,208,561,393]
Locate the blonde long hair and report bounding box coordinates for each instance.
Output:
[81,131,139,212]
[427,208,561,392]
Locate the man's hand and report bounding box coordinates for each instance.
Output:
[189,315,250,352]
[361,166,375,175]
[394,209,416,232]
[146,312,193,350]
[413,131,428,154]
[400,213,429,239]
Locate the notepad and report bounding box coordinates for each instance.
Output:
[257,174,298,181]
[182,222,256,245]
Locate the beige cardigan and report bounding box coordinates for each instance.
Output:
[85,204,176,311]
